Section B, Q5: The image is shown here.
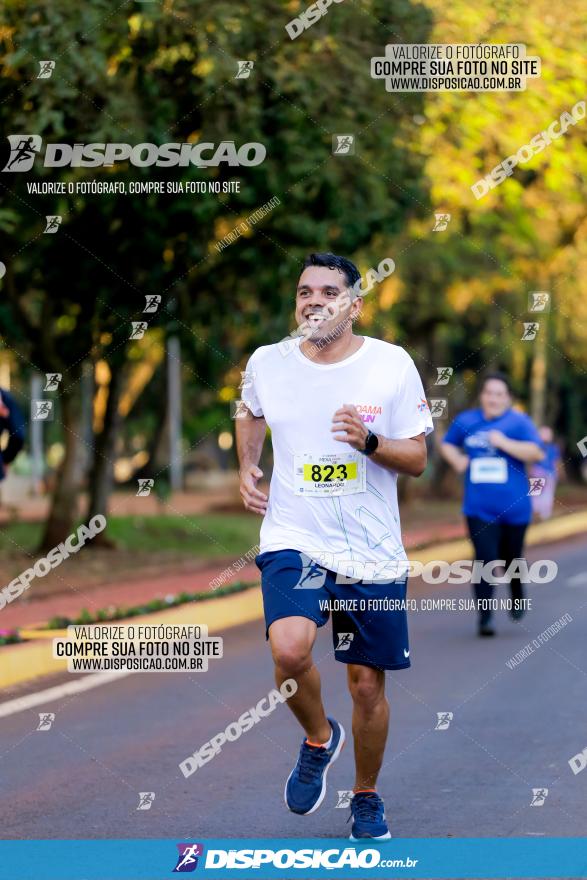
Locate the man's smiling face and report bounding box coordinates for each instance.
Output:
[294,265,359,343]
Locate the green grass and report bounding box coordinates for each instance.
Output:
[106,513,260,556]
[0,513,261,559]
[0,521,44,555]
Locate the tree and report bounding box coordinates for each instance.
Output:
[360,0,587,476]
[0,0,432,540]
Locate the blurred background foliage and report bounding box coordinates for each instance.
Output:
[0,0,585,546]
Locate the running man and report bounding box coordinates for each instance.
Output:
[440,373,545,637]
[236,253,433,839]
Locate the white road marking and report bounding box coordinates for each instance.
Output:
[0,671,133,719]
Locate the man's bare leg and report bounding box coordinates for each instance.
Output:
[269,616,331,744]
[347,664,388,790]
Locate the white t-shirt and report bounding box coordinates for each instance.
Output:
[242,336,434,582]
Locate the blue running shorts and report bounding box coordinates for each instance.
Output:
[256,549,411,671]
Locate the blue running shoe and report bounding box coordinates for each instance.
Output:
[349,790,391,840]
[284,717,345,815]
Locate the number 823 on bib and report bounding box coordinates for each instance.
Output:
[293,452,366,497]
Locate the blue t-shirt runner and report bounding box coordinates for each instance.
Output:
[443,407,544,525]
[441,373,546,637]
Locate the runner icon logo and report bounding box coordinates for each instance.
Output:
[295,553,328,589]
[528,478,546,496]
[2,134,42,172]
[435,367,453,385]
[137,792,155,811]
[429,399,448,419]
[32,400,53,421]
[335,790,354,808]
[36,713,55,731]
[173,843,204,872]
[37,61,55,79]
[522,322,539,340]
[130,321,148,340]
[435,712,453,731]
[44,215,62,233]
[144,295,161,313]
[530,788,548,806]
[235,60,254,79]
[336,632,354,651]
[529,291,550,312]
[332,134,355,155]
[231,400,251,420]
[433,213,451,231]
[44,373,62,391]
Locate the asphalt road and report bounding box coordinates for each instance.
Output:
[1,535,586,841]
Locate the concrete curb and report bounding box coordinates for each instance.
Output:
[0,587,263,691]
[414,509,587,565]
[1,509,585,691]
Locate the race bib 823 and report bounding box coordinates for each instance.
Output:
[293,452,366,496]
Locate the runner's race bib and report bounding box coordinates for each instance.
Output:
[470,456,508,483]
[293,452,366,496]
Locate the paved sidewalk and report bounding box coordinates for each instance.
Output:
[0,559,260,630]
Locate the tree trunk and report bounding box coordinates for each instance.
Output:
[134,367,169,479]
[86,364,124,537]
[38,390,81,552]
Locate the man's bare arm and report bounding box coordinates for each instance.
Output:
[369,433,427,477]
[235,409,268,514]
[331,404,427,477]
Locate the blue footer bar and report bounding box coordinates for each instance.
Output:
[1,838,587,879]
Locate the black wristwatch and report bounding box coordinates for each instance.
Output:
[360,430,379,456]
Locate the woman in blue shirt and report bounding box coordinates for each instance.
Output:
[441,373,545,637]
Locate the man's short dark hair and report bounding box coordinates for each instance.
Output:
[479,371,513,395]
[301,252,361,290]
